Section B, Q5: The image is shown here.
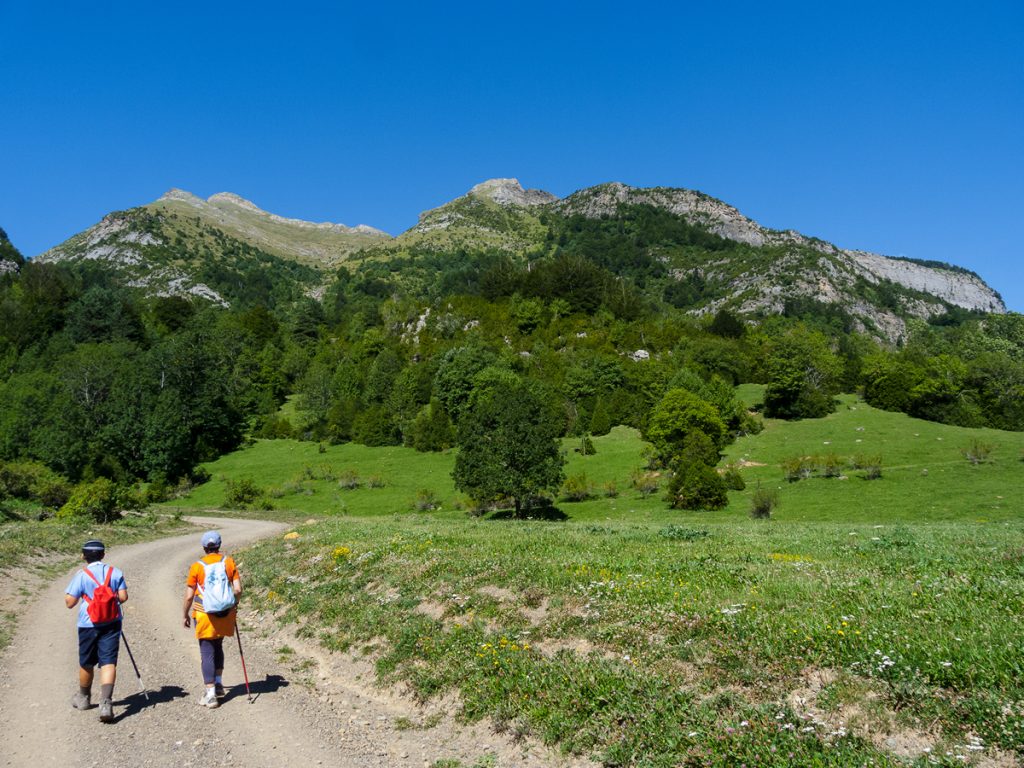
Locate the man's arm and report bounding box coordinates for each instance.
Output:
[117,588,128,604]
[183,585,196,628]
[65,593,80,609]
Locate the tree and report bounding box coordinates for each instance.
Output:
[410,399,454,452]
[664,431,728,510]
[763,326,842,419]
[645,388,727,461]
[452,378,565,517]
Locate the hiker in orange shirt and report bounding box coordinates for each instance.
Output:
[182,531,241,708]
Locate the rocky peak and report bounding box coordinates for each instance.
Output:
[208,192,264,213]
[468,178,558,207]
[159,188,205,206]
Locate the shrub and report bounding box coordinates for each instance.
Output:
[144,478,171,504]
[602,481,619,498]
[562,473,593,502]
[721,463,746,491]
[413,489,439,512]
[224,478,272,510]
[962,439,994,465]
[781,456,814,483]
[630,468,660,497]
[367,475,386,488]
[578,435,596,456]
[852,454,883,480]
[658,525,709,541]
[0,461,71,508]
[254,416,295,440]
[750,482,779,519]
[820,453,843,478]
[666,462,728,510]
[57,478,121,523]
[736,410,764,437]
[337,470,362,490]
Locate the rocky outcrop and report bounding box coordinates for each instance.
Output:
[468,178,558,207]
[557,183,766,246]
[556,182,1005,317]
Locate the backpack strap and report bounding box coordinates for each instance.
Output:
[195,556,224,595]
[81,565,109,602]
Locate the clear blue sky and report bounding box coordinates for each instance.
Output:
[2,1,1021,310]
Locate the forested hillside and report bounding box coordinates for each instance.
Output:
[2,217,1022,514]
[2,181,1022,517]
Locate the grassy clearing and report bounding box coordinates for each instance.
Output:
[174,395,1024,764]
[170,394,1023,526]
[244,516,1023,766]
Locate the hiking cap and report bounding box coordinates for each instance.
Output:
[82,539,105,552]
[201,530,222,548]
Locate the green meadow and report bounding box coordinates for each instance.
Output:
[167,394,1024,766]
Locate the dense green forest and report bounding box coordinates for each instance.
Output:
[1,215,1022,516]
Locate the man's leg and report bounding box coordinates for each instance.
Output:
[73,665,94,709]
[78,666,94,690]
[98,663,117,703]
[73,627,97,710]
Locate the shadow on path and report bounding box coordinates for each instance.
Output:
[113,685,189,721]
[222,673,290,705]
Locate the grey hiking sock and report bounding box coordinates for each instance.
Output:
[79,686,91,698]
[100,683,114,700]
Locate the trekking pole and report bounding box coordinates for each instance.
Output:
[234,619,253,703]
[119,629,149,701]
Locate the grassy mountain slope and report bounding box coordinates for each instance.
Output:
[35,205,323,307]
[149,189,391,268]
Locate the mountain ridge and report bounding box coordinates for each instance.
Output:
[28,179,1006,339]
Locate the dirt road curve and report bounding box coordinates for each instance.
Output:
[0,517,352,768]
[0,518,590,768]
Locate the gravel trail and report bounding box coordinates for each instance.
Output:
[0,517,593,768]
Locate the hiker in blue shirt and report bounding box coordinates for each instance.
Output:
[65,539,128,723]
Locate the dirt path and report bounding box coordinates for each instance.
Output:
[0,517,593,768]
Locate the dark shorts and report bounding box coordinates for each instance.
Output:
[78,621,121,668]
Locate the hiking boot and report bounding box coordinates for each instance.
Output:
[71,692,91,711]
[214,683,226,699]
[98,698,114,723]
[198,688,220,708]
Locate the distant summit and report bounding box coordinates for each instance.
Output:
[467,178,558,207]
[156,189,391,241]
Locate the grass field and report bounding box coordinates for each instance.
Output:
[167,395,1024,766]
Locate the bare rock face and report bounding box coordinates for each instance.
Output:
[557,183,766,245]
[557,182,1005,320]
[468,178,558,207]
[848,250,1002,313]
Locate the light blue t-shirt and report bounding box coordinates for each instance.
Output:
[65,562,126,629]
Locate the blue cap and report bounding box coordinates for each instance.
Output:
[82,539,105,552]
[201,530,222,548]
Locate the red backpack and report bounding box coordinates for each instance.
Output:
[82,566,120,624]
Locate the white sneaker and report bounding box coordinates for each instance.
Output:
[197,689,220,708]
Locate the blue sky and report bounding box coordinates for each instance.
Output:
[2,1,1021,309]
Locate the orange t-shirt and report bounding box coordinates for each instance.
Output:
[187,554,240,639]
